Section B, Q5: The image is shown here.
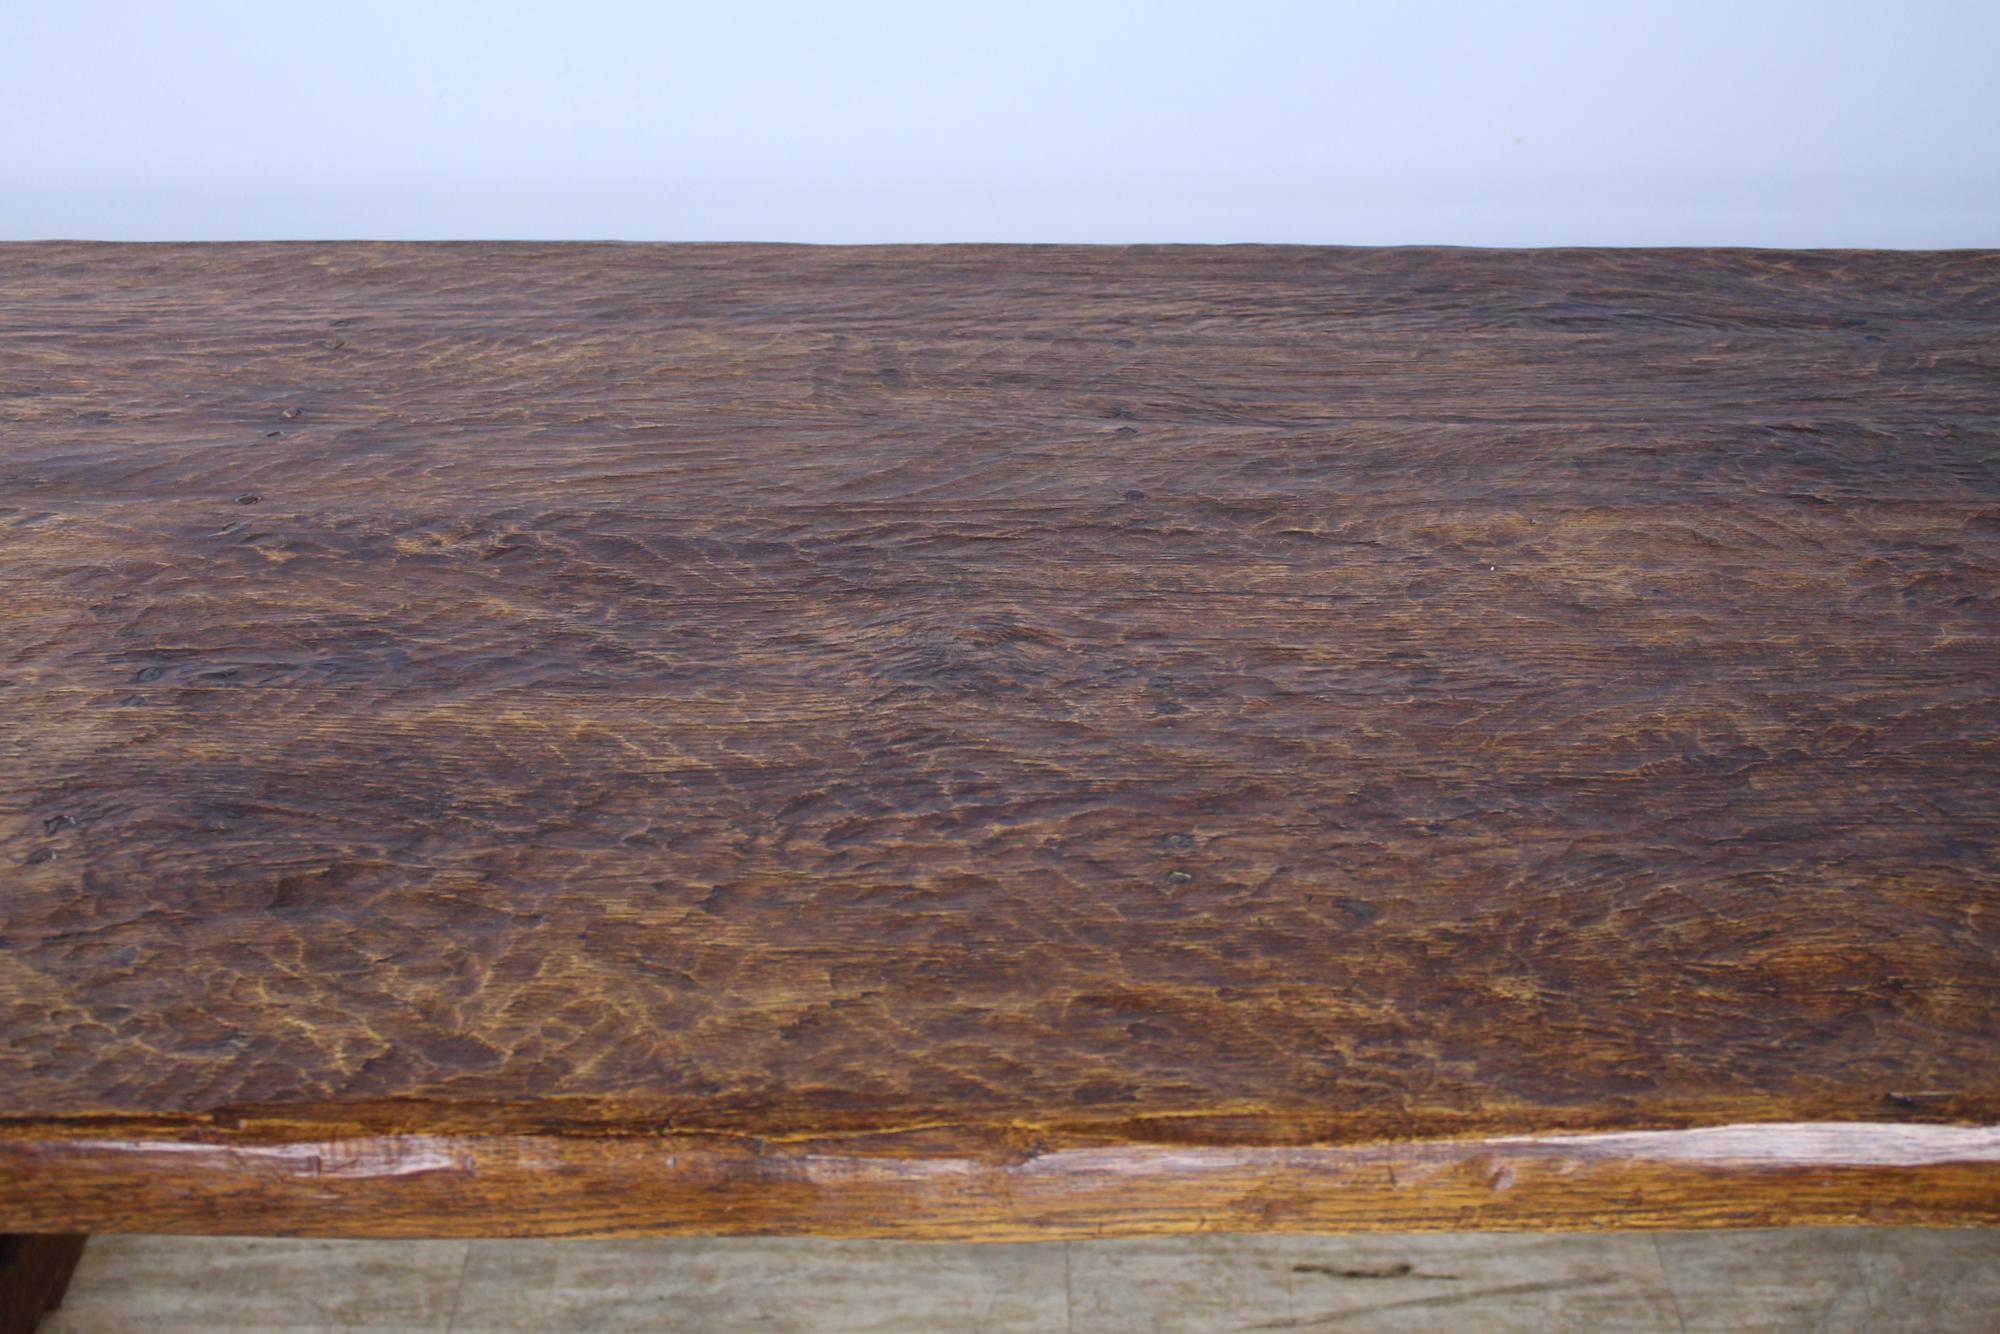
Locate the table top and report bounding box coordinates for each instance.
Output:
[2,243,1996,1237]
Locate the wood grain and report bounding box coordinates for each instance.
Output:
[0,243,1996,1236]
[0,1234,85,1334]
[5,1125,2000,1239]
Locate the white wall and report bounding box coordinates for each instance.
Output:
[4,0,1996,245]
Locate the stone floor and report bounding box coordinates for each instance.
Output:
[38,1228,2000,1332]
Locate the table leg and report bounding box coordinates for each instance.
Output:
[0,1236,87,1334]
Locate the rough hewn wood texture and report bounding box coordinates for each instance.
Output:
[1,243,1997,1237]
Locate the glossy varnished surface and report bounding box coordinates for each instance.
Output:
[0,244,1996,1235]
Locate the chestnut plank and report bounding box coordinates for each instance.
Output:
[0,243,1996,1236]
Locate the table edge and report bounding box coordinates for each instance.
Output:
[3,1121,1996,1238]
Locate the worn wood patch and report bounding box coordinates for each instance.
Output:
[0,243,1996,1235]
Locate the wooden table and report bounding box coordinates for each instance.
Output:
[1,245,1995,1296]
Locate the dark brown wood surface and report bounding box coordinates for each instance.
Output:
[0,1234,84,1334]
[1,243,1996,1236]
